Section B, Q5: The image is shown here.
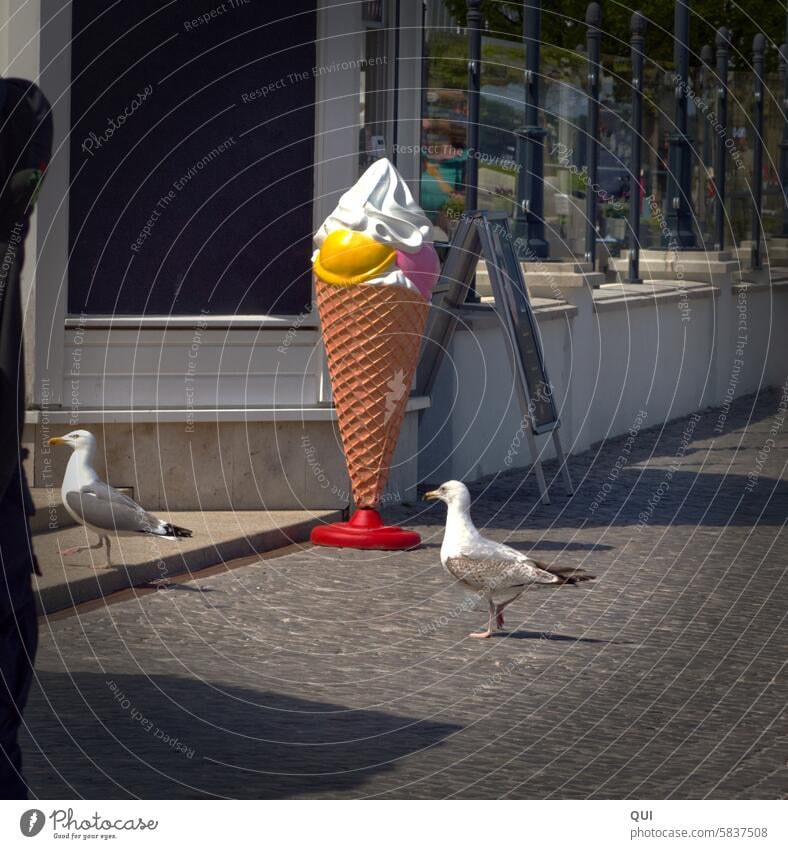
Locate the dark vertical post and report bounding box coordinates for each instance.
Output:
[780,42,788,238]
[665,0,697,248]
[585,3,602,268]
[392,0,401,166]
[628,11,647,283]
[700,45,714,169]
[465,0,481,213]
[714,26,730,251]
[699,42,714,240]
[750,33,766,269]
[514,0,549,258]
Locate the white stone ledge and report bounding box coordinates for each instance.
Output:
[732,269,788,291]
[460,298,578,323]
[593,280,717,313]
[609,249,742,277]
[64,314,319,330]
[26,395,431,424]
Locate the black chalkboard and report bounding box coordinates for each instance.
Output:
[419,212,558,435]
[68,0,316,316]
[479,216,558,433]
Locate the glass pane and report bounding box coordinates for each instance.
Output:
[727,68,754,246]
[477,36,523,221]
[420,13,468,240]
[542,44,587,259]
[596,52,637,264]
[692,61,717,246]
[761,71,783,241]
[641,65,675,249]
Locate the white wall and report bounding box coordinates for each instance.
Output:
[419,281,788,485]
[60,324,322,409]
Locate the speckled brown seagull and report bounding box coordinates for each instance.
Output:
[425,480,593,638]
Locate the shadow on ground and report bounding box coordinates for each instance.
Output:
[22,671,460,799]
[492,630,611,644]
[394,391,787,534]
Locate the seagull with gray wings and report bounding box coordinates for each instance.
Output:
[425,481,593,638]
[49,430,192,568]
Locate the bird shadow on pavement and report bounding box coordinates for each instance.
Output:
[21,670,460,799]
[494,630,614,644]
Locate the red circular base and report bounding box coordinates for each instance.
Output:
[310,508,421,550]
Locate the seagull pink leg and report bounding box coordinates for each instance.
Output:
[470,601,496,639]
[61,536,104,557]
[495,598,517,631]
[94,536,113,569]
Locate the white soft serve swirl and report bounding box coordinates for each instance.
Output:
[314,158,432,254]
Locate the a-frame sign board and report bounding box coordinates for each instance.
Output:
[417,211,573,505]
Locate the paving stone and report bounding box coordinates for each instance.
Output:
[18,388,788,798]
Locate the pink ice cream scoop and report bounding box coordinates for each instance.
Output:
[395,244,440,301]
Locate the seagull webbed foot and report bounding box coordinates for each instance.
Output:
[469,629,495,639]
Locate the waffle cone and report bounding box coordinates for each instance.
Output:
[315,277,429,508]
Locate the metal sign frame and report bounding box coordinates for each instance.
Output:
[418,211,573,505]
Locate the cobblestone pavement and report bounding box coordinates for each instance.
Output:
[21,388,787,799]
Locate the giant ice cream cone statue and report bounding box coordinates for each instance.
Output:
[310,159,440,549]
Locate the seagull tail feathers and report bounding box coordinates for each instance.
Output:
[535,562,595,586]
[161,523,193,539]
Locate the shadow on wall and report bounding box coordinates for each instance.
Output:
[21,671,460,799]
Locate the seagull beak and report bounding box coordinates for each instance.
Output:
[424,490,441,502]
[48,437,66,446]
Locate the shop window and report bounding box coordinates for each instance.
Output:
[68,0,316,316]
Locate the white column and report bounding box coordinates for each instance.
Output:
[391,0,422,189]
[313,0,363,232]
[3,0,71,409]
[33,0,71,409]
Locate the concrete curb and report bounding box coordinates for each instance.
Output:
[35,510,341,615]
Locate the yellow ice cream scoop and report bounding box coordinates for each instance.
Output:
[314,229,395,285]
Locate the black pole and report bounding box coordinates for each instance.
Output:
[392,0,401,166]
[780,42,788,238]
[514,0,549,258]
[465,0,481,214]
[714,26,730,251]
[628,11,647,283]
[665,0,697,249]
[699,43,714,241]
[751,33,766,269]
[700,45,714,168]
[585,3,602,268]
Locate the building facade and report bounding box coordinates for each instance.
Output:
[7,0,426,510]
[5,0,787,511]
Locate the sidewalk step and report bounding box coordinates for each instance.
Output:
[29,487,133,535]
[33,508,342,615]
